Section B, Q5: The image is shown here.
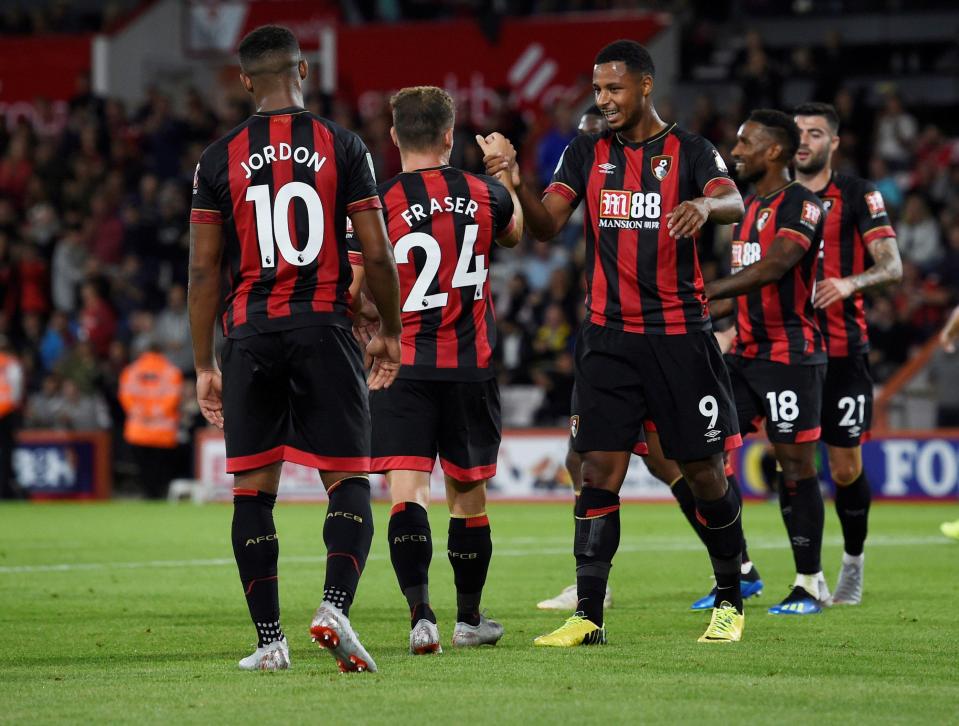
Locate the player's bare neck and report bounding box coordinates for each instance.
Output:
[616,107,667,144]
[400,149,451,173]
[796,164,832,195]
[755,167,794,198]
[253,84,304,114]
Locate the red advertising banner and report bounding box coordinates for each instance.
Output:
[0,35,92,102]
[336,13,669,120]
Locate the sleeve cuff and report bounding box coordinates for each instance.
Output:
[190,208,222,225]
[544,182,578,204]
[497,216,517,240]
[777,227,813,250]
[863,225,896,244]
[703,177,736,197]
[347,250,364,266]
[346,196,383,214]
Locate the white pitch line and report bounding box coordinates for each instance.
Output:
[0,535,948,575]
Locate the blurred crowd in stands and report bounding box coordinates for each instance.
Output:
[0,23,958,492]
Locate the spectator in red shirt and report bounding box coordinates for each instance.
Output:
[84,195,124,266]
[77,280,116,358]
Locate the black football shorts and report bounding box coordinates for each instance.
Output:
[221,325,370,474]
[821,354,873,448]
[725,354,826,445]
[369,378,501,481]
[570,323,741,461]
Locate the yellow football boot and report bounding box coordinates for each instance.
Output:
[941,519,959,541]
[533,613,606,647]
[697,602,744,643]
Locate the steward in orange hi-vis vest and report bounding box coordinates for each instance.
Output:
[119,351,183,449]
[0,351,23,418]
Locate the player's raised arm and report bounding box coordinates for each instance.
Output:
[477,134,524,249]
[481,132,575,241]
[666,137,744,238]
[188,220,224,429]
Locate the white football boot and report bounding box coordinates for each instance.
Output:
[238,637,290,671]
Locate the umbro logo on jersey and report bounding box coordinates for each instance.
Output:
[597,162,617,174]
[776,421,794,433]
[705,429,721,442]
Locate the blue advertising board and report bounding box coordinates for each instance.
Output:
[13,431,112,499]
[732,431,959,500]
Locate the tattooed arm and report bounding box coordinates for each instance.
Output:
[814,235,903,309]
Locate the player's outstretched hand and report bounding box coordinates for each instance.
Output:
[196,368,224,429]
[940,305,959,353]
[366,329,401,391]
[814,277,855,309]
[665,199,709,238]
[477,133,520,188]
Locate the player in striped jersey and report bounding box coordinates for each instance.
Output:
[188,26,402,672]
[485,39,749,645]
[538,107,763,614]
[360,87,523,654]
[705,110,832,616]
[794,103,903,605]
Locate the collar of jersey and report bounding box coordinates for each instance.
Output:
[756,179,798,201]
[808,170,837,197]
[254,106,308,117]
[614,122,675,148]
[402,164,451,174]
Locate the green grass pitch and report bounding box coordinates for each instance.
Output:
[1,500,957,724]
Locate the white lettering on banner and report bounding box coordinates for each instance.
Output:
[13,447,77,488]
[881,440,918,496]
[916,441,957,496]
[880,439,959,497]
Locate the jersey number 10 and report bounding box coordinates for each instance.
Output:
[246,182,324,267]
[395,225,488,312]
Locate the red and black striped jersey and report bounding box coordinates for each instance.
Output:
[546,124,735,334]
[729,181,827,366]
[813,172,896,357]
[189,107,380,339]
[377,165,515,381]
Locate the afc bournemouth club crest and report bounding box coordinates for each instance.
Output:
[569,415,580,438]
[651,155,672,181]
[756,208,772,231]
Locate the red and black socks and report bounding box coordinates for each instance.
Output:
[574,487,620,626]
[323,477,374,617]
[231,488,284,647]
[447,514,492,627]
[388,501,436,627]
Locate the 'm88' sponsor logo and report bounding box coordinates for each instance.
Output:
[730,240,761,273]
[598,189,662,229]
